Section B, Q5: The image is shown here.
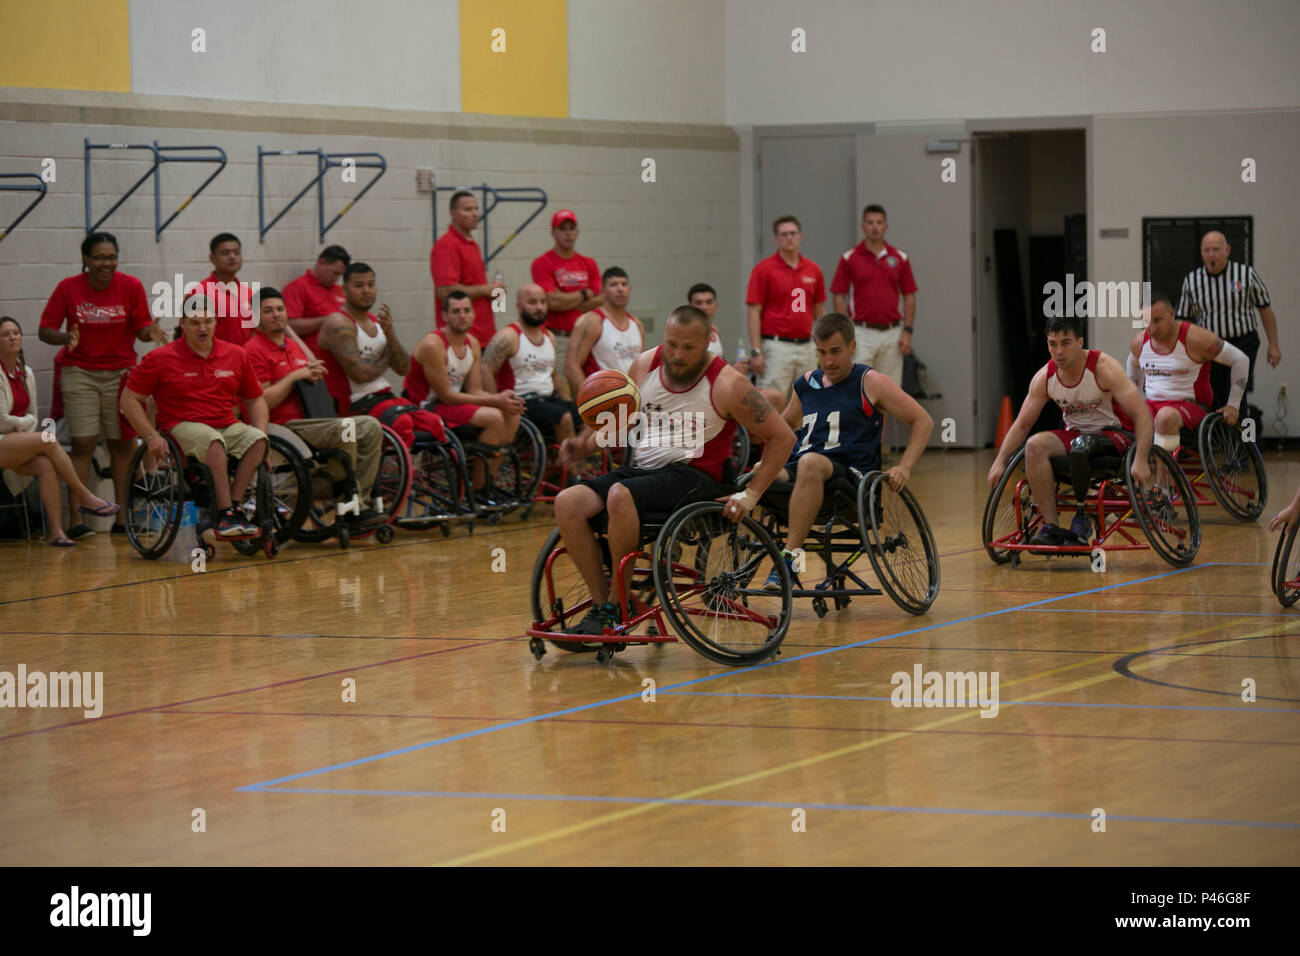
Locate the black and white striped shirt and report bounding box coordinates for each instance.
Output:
[1176,261,1271,340]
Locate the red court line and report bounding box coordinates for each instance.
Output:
[155,707,1300,748]
[0,637,517,743]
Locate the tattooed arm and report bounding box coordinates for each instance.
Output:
[321,313,389,384]
[1188,324,1249,425]
[478,327,519,393]
[718,365,795,502]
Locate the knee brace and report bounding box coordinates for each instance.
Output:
[1067,434,1094,505]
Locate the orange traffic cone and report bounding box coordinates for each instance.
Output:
[994,396,1014,448]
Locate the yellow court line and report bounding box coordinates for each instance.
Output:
[438,616,1276,865]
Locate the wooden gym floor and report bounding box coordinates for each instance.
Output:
[1,449,1296,866]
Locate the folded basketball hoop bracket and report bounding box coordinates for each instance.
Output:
[83,139,227,240]
[257,147,387,242]
[0,172,47,243]
[432,184,547,265]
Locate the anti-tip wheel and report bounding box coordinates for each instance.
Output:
[812,597,828,619]
[337,526,350,549]
[595,645,614,664]
[440,522,451,537]
[528,637,546,660]
[376,524,395,544]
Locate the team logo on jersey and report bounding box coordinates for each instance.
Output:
[885,256,899,268]
[1233,281,1242,292]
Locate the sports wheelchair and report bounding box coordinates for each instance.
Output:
[123,430,284,560]
[400,422,540,533]
[747,464,940,616]
[1173,411,1268,521]
[1271,520,1300,608]
[983,435,1200,568]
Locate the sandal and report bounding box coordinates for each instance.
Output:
[48,536,76,548]
[78,501,122,518]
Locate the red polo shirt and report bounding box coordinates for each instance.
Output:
[745,253,826,339]
[431,227,496,347]
[186,272,255,345]
[40,272,153,371]
[4,364,30,417]
[830,241,918,326]
[245,332,310,425]
[283,269,345,320]
[126,338,262,431]
[531,249,600,333]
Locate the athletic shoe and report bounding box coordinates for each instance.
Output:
[1029,523,1067,546]
[111,523,127,535]
[216,509,258,538]
[1068,513,1091,544]
[67,524,94,539]
[763,551,796,591]
[575,601,621,636]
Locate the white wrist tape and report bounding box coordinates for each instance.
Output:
[728,489,758,511]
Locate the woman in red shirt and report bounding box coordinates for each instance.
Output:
[0,317,120,546]
[38,232,166,536]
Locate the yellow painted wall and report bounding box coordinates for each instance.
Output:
[0,0,131,92]
[460,0,567,118]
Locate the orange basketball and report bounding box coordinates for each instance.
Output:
[577,369,640,429]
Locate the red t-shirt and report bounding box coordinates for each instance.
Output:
[187,273,255,345]
[126,338,263,431]
[244,332,310,425]
[282,270,345,320]
[745,253,826,339]
[530,249,600,333]
[40,272,153,370]
[431,227,497,347]
[829,241,918,326]
[5,365,30,417]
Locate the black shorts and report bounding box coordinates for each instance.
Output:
[524,394,580,434]
[580,464,728,519]
[786,456,858,485]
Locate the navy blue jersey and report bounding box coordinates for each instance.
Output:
[788,363,883,470]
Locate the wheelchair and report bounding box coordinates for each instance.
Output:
[1174,411,1268,521]
[1271,520,1300,608]
[123,430,286,560]
[528,469,793,667]
[983,435,1200,568]
[749,464,940,616]
[401,422,538,534]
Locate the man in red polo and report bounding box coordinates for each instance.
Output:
[195,232,255,345]
[284,245,350,410]
[121,300,269,538]
[831,204,917,385]
[745,215,826,396]
[244,287,384,526]
[531,209,602,380]
[432,190,502,348]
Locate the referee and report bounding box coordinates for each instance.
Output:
[1177,230,1281,414]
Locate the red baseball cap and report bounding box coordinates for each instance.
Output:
[551,209,577,228]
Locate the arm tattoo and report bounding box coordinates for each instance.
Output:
[482,335,512,373]
[330,327,389,382]
[741,386,772,425]
[386,336,410,376]
[1208,335,1224,358]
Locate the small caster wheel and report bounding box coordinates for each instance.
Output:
[265,537,278,558]
[834,594,851,610]
[467,521,476,535]
[203,543,215,561]
[1009,551,1021,568]
[376,525,395,544]
[520,506,533,520]
[647,624,659,637]
[812,597,828,619]
[528,637,546,660]
[595,645,614,664]
[338,526,350,549]
[488,511,501,526]
[440,522,451,537]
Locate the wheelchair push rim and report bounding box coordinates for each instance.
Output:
[1273,521,1300,607]
[1125,443,1201,568]
[1197,411,1268,522]
[859,470,940,614]
[982,447,1037,564]
[124,434,186,559]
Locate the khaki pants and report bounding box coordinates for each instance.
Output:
[759,338,816,395]
[61,365,129,439]
[170,421,266,461]
[856,324,904,383]
[286,417,382,499]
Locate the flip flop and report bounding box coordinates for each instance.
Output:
[78,502,122,518]
[48,536,76,548]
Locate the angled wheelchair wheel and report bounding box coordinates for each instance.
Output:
[1126,444,1200,567]
[859,471,940,614]
[1197,412,1268,521]
[529,528,612,652]
[266,435,311,543]
[1273,522,1300,607]
[728,425,751,479]
[403,433,469,525]
[232,463,274,557]
[981,447,1038,564]
[372,423,413,521]
[124,434,187,559]
[652,501,791,666]
[503,417,546,502]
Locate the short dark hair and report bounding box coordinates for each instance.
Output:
[1150,291,1174,311]
[813,313,855,344]
[343,262,375,283]
[602,266,628,284]
[668,304,710,330]
[254,286,283,309]
[687,283,716,301]
[445,290,471,306]
[81,231,117,257]
[209,232,241,253]
[862,204,887,220]
[450,190,475,212]
[773,215,801,234]
[1045,314,1084,337]
[319,245,350,266]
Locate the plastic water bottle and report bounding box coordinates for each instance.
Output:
[736,338,748,364]
[492,270,505,286]
[165,501,199,563]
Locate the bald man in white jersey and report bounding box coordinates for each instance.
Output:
[989,314,1153,547]
[555,304,797,635]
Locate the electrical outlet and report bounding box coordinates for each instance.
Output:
[1280,384,1289,400]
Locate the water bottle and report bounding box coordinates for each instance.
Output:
[165,501,199,563]
[492,270,504,286]
[735,338,748,364]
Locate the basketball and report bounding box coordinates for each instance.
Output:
[576,369,640,429]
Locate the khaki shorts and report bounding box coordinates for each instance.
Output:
[170,421,266,462]
[61,365,129,440]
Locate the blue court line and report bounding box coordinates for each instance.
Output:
[253,786,1300,831]
[663,691,1300,715]
[237,564,1209,792]
[1022,608,1296,617]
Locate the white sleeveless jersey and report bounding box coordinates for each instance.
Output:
[1046,350,1120,432]
[1140,322,1213,405]
[707,333,724,358]
[510,325,556,396]
[349,315,391,402]
[633,349,736,480]
[589,310,642,374]
[438,330,473,393]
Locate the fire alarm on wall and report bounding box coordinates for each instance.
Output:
[415,168,435,193]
